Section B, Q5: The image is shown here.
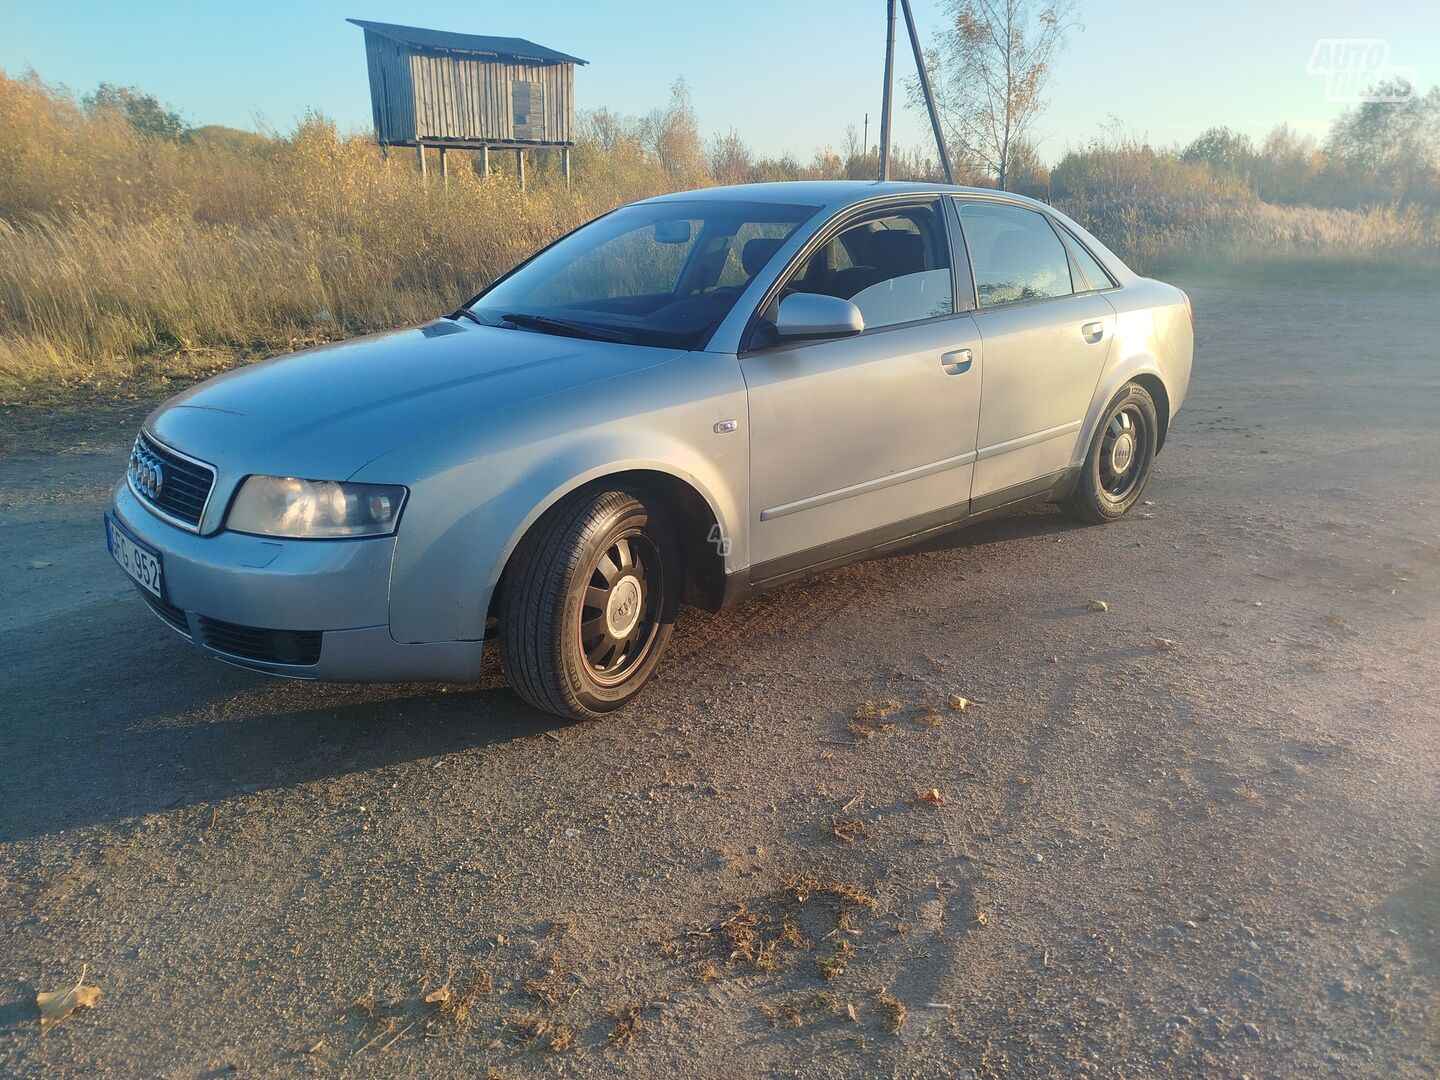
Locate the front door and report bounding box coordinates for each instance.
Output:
[741,200,983,578]
[952,198,1114,502]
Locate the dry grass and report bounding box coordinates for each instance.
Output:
[5,69,1436,403]
[832,817,867,844]
[846,699,902,740]
[686,876,877,981]
[605,1004,644,1048]
[432,972,492,1026]
[874,990,907,1034]
[0,73,673,400]
[761,991,841,1029]
[513,1013,573,1052]
[1063,194,1440,275]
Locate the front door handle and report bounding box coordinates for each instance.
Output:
[1081,321,1106,343]
[941,348,973,375]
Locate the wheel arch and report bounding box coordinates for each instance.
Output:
[489,466,732,626]
[1131,372,1171,452]
[1079,359,1173,468]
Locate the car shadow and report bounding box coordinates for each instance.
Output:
[0,603,573,842]
[1,505,1094,845]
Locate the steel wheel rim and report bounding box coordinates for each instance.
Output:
[1099,404,1148,501]
[578,530,662,686]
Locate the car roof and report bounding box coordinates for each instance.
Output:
[639,180,1050,211]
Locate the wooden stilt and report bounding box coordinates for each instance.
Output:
[562,146,571,190]
[517,149,526,192]
[481,145,490,177]
[439,146,448,187]
[416,143,427,180]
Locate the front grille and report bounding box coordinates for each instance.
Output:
[129,432,216,530]
[197,617,322,666]
[140,589,191,638]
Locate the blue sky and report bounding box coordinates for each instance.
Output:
[2,0,1436,161]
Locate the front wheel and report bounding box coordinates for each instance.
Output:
[1060,382,1159,524]
[498,489,678,720]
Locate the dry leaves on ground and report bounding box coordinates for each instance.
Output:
[37,966,101,1033]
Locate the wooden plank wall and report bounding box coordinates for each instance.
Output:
[405,51,574,143]
[364,34,417,142]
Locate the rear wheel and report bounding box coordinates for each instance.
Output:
[1060,382,1159,524]
[498,489,678,720]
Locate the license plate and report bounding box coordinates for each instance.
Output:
[106,513,164,599]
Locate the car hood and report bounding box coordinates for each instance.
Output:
[147,320,687,480]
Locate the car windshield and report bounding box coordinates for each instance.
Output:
[464,199,819,349]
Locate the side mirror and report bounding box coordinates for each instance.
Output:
[773,293,865,340]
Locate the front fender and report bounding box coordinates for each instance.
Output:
[366,351,748,644]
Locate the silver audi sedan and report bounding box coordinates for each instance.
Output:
[107,181,1193,719]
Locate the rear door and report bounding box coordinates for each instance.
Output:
[741,199,983,578]
[952,198,1115,504]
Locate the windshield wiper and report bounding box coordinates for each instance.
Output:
[452,307,488,326]
[500,312,634,344]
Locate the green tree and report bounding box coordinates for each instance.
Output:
[83,82,187,141]
[1180,126,1255,182]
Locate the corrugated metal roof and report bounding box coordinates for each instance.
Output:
[347,18,588,65]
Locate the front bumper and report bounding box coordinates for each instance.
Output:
[111,482,485,682]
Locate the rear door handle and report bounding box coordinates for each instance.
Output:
[941,348,972,375]
[1081,321,1106,343]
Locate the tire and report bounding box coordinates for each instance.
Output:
[1060,382,1159,524]
[498,489,679,720]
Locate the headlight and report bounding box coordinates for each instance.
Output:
[226,476,407,538]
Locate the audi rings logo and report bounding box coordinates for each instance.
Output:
[129,438,166,502]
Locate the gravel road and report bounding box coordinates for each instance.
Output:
[2,280,1437,1078]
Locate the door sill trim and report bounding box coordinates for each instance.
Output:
[975,420,1081,461]
[760,450,978,522]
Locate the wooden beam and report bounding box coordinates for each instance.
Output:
[481,145,490,177]
[517,149,526,193]
[416,142,427,180]
[439,146,449,187]
[562,145,571,190]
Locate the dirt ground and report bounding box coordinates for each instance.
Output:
[1,279,1437,1079]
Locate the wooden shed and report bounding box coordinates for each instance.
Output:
[347,18,588,186]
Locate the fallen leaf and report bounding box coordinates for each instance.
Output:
[846,1002,859,1023]
[947,694,969,712]
[914,788,945,806]
[1088,600,1109,613]
[37,966,100,1033]
[1153,638,1181,652]
[425,985,452,1005]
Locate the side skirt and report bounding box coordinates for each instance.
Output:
[720,467,1078,609]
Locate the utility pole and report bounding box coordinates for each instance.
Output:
[863,113,869,157]
[900,0,954,183]
[878,0,896,180]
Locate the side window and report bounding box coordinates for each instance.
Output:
[1061,226,1117,290]
[780,203,954,330]
[956,201,1074,308]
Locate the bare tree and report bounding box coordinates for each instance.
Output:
[918,0,1078,190]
